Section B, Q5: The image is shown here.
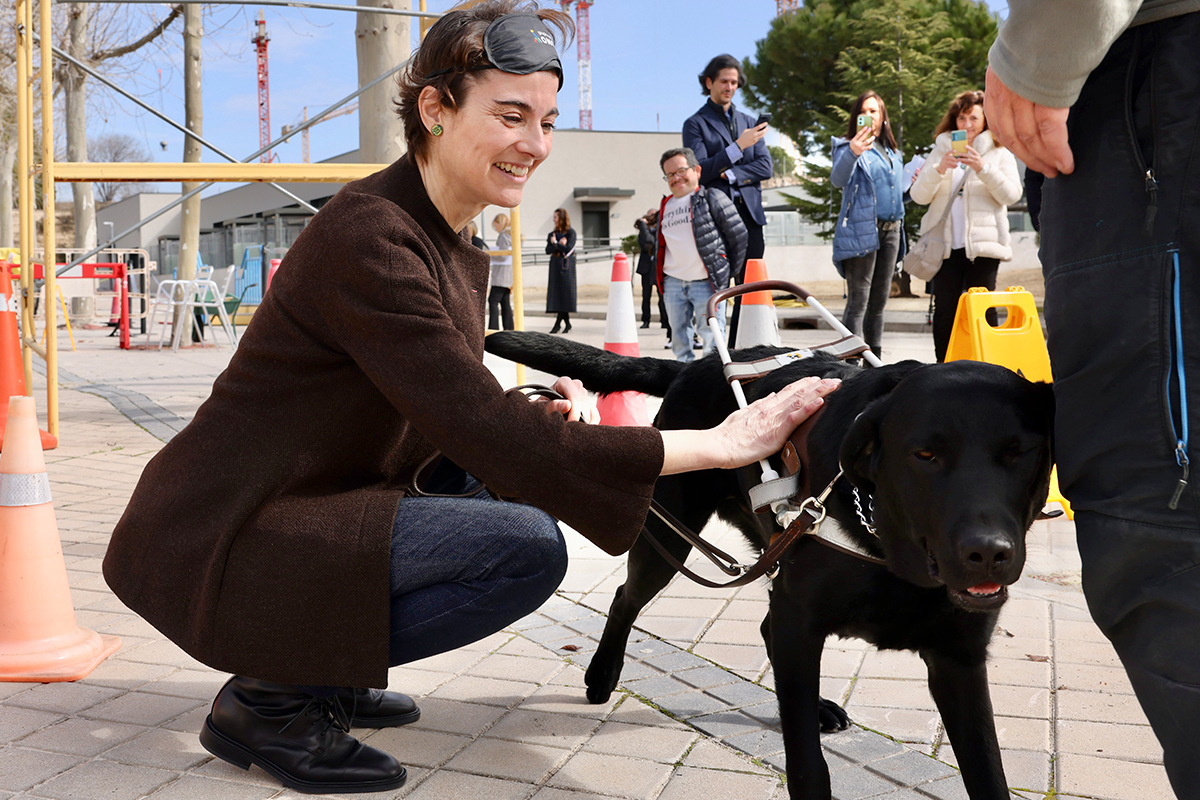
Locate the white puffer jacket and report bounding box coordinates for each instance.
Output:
[910,130,1022,262]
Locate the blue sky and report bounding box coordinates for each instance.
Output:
[97,0,1007,168]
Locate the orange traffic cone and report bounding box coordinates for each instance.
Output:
[0,261,56,450]
[0,396,120,681]
[597,253,650,427]
[735,259,781,348]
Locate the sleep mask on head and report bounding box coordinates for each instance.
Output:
[427,12,564,90]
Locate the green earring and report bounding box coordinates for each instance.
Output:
[431,124,444,136]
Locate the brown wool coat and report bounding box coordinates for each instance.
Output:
[102,157,664,689]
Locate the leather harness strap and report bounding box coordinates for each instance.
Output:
[722,336,871,385]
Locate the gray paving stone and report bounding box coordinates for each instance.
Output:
[866,751,959,786]
[0,746,84,792]
[14,717,147,757]
[688,710,764,739]
[540,603,593,623]
[915,775,971,800]
[0,706,63,744]
[521,625,577,644]
[4,682,123,715]
[741,701,782,727]
[829,762,904,799]
[724,727,786,757]
[83,691,201,727]
[28,758,175,800]
[614,660,656,682]
[104,727,211,770]
[548,636,598,655]
[562,616,608,635]
[509,614,553,632]
[143,774,279,800]
[643,650,712,674]
[622,675,691,699]
[651,690,729,720]
[624,638,678,660]
[705,680,776,707]
[676,665,741,689]
[822,728,910,764]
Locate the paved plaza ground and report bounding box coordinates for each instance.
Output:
[0,297,1172,800]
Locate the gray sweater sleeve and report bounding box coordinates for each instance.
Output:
[988,0,1143,108]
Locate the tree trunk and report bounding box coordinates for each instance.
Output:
[355,0,410,164]
[66,2,96,250]
[177,2,202,342]
[0,134,15,248]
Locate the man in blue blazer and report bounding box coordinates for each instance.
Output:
[682,54,773,264]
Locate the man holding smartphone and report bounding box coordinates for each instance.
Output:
[682,54,773,264]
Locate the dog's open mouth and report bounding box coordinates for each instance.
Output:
[927,546,1010,610]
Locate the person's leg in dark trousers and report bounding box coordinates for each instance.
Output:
[861,224,900,356]
[499,287,513,330]
[727,198,765,348]
[487,286,504,331]
[842,250,877,342]
[932,249,970,362]
[1040,16,1200,796]
[640,271,654,327]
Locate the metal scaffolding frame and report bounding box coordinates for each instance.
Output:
[14,0,529,442]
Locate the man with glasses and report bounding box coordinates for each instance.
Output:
[654,147,747,363]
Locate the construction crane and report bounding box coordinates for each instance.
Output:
[558,0,594,130]
[252,10,271,162]
[776,0,799,14]
[282,104,359,164]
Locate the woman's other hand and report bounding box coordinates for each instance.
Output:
[937,149,960,175]
[848,125,874,157]
[533,376,600,424]
[959,145,985,172]
[659,377,841,474]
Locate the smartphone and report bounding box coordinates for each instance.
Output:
[857,114,872,131]
[951,129,968,155]
[754,112,772,127]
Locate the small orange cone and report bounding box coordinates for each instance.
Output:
[0,396,120,681]
[0,261,57,451]
[597,253,650,427]
[735,259,781,348]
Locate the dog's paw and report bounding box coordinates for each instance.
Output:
[585,685,613,704]
[817,697,851,732]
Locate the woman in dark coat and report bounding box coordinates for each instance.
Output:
[545,207,576,333]
[100,2,837,795]
[635,209,670,338]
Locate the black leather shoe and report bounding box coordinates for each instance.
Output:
[199,676,407,794]
[563,322,572,334]
[549,323,562,334]
[336,687,420,728]
[640,321,651,328]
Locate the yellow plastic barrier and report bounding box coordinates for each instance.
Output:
[944,286,1072,519]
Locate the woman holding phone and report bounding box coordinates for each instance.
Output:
[830,90,905,358]
[910,90,1021,361]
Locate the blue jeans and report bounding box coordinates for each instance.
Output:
[388,474,567,666]
[663,274,725,363]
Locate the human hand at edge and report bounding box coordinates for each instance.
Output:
[984,66,1074,178]
[713,377,841,469]
[735,122,768,151]
[848,125,874,157]
[959,145,985,173]
[937,149,960,175]
[537,376,600,424]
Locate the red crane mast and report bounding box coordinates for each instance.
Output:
[251,10,271,162]
[558,0,594,130]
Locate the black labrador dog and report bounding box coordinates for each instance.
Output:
[484,332,1055,800]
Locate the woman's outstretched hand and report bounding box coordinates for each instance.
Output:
[659,377,842,475]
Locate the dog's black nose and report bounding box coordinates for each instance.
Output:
[959,531,1014,570]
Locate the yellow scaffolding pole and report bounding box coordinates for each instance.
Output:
[14,1,536,440]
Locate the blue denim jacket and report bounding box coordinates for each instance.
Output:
[829,137,905,276]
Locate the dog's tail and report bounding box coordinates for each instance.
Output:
[485,331,684,397]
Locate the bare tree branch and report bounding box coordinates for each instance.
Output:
[90,4,183,63]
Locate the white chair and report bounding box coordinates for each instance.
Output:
[170,266,238,352]
[144,272,189,349]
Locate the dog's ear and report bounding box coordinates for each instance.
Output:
[839,408,882,492]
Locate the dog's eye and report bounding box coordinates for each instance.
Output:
[914,450,937,463]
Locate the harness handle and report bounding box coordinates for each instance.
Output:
[705,279,813,320]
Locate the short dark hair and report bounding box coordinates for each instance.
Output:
[845,90,898,152]
[660,147,699,171]
[394,0,573,163]
[698,54,744,95]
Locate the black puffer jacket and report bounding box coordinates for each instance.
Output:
[655,185,748,291]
